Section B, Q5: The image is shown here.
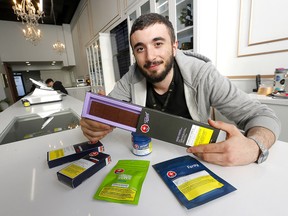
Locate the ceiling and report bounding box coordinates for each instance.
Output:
[0,0,81,25]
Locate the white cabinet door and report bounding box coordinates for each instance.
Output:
[126,0,195,65]
[175,0,193,50]
[127,0,195,51]
[154,0,194,51]
[127,0,152,64]
[90,0,121,34]
[86,33,116,95]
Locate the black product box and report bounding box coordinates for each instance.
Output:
[57,152,111,188]
[47,141,104,168]
[136,107,226,147]
[82,93,226,148]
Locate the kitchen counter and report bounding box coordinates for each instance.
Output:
[249,92,288,105]
[0,95,83,137]
[66,85,91,89]
[249,93,287,142]
[66,86,91,101]
[0,95,288,216]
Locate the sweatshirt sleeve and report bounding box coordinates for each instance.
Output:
[205,64,281,139]
[108,65,135,102]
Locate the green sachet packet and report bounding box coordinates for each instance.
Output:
[94,160,150,205]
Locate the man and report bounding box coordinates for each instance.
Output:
[80,13,280,166]
[45,78,68,94]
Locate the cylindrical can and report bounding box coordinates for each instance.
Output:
[131,132,152,156]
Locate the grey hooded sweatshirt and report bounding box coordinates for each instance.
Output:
[109,50,281,139]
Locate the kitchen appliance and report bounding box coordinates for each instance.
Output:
[253,74,261,92]
[274,68,288,92]
[22,88,62,105]
[21,78,62,105]
[76,78,87,87]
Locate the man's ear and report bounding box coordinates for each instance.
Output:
[172,41,178,56]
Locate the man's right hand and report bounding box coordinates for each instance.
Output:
[80,118,114,143]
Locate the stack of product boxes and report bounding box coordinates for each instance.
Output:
[47,141,111,188]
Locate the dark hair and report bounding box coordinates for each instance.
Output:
[130,13,175,44]
[45,78,54,84]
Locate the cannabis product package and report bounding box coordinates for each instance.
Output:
[94,160,150,205]
[153,156,236,209]
[57,152,111,188]
[82,93,226,148]
[47,141,104,168]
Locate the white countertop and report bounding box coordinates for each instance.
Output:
[66,86,91,89]
[0,96,287,216]
[249,92,288,105]
[0,95,84,135]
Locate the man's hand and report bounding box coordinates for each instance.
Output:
[186,119,263,166]
[80,118,114,143]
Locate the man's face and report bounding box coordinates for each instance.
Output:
[130,23,178,83]
[47,81,53,87]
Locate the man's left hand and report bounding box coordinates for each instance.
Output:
[186,119,260,166]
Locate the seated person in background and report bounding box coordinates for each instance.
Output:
[80,13,281,166]
[45,78,68,94]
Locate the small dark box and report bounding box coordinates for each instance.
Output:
[47,141,104,168]
[57,152,111,188]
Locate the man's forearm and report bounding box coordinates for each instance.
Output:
[246,127,276,149]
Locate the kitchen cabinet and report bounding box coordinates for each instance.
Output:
[155,0,193,50]
[126,0,194,64]
[86,33,116,95]
[127,0,194,47]
[123,0,140,13]
[90,0,121,34]
[127,0,152,64]
[71,3,91,79]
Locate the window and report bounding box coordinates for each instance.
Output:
[110,20,130,80]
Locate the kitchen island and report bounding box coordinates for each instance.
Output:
[0,95,287,216]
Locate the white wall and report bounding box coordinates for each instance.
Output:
[40,69,73,87]
[70,0,288,79]
[194,0,218,64]
[216,0,288,76]
[0,21,75,67]
[70,0,125,79]
[0,21,77,100]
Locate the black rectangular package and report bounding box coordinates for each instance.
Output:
[47,141,104,168]
[57,152,111,188]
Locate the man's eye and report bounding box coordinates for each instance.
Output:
[136,47,144,53]
[155,42,163,47]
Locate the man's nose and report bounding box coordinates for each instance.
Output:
[146,46,156,62]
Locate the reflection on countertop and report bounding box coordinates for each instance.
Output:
[0,108,80,145]
[0,95,84,144]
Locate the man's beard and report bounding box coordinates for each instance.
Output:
[138,54,174,84]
